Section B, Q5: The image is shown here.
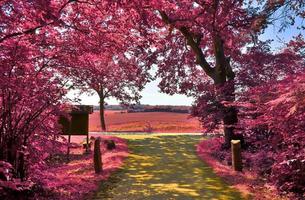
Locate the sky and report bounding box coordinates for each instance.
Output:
[68,15,304,106]
[66,80,194,106]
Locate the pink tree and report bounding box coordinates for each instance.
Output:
[218,35,305,195]
[0,33,68,185]
[0,0,118,189]
[54,3,153,131]
[112,0,304,147]
[1,1,304,195]
[113,0,257,147]
[59,47,151,131]
[253,73,305,195]
[1,0,150,182]
[0,0,79,44]
[235,73,305,195]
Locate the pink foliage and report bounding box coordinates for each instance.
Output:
[32,136,128,200]
[0,29,68,176]
[0,0,86,196]
[1,0,304,198]
[243,74,305,196]
[196,138,297,200]
[0,1,134,196]
[55,4,152,105]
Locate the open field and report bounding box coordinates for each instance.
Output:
[89,111,202,133]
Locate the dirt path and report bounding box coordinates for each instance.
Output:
[92,134,244,200]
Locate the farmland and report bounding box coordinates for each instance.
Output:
[89,110,202,133]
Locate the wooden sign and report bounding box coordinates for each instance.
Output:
[59,105,93,136]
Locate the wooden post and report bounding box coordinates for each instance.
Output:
[231,140,242,172]
[67,133,71,163]
[85,133,90,153]
[94,137,102,173]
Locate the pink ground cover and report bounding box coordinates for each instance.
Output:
[196,138,290,200]
[37,135,128,200]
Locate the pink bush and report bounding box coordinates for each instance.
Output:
[32,136,128,200]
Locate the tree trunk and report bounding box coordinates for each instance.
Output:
[215,84,238,148]
[223,106,238,147]
[212,34,241,148]
[96,85,107,132]
[159,12,243,148]
[99,98,106,132]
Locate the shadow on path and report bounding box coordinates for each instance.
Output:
[92,135,244,200]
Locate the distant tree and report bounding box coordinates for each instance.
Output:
[55,4,152,131]
[60,53,150,131]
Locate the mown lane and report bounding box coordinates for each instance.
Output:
[92,134,244,200]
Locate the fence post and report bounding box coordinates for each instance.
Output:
[94,137,102,173]
[231,140,242,172]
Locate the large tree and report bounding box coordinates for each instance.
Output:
[112,0,304,147]
[112,0,255,146]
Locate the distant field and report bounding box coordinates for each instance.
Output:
[89,110,202,133]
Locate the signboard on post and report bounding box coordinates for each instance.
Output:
[59,105,93,158]
[59,105,93,135]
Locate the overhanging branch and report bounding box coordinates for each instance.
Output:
[159,10,215,78]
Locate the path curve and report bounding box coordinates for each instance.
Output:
[92,134,244,200]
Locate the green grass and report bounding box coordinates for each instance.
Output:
[92,134,244,200]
